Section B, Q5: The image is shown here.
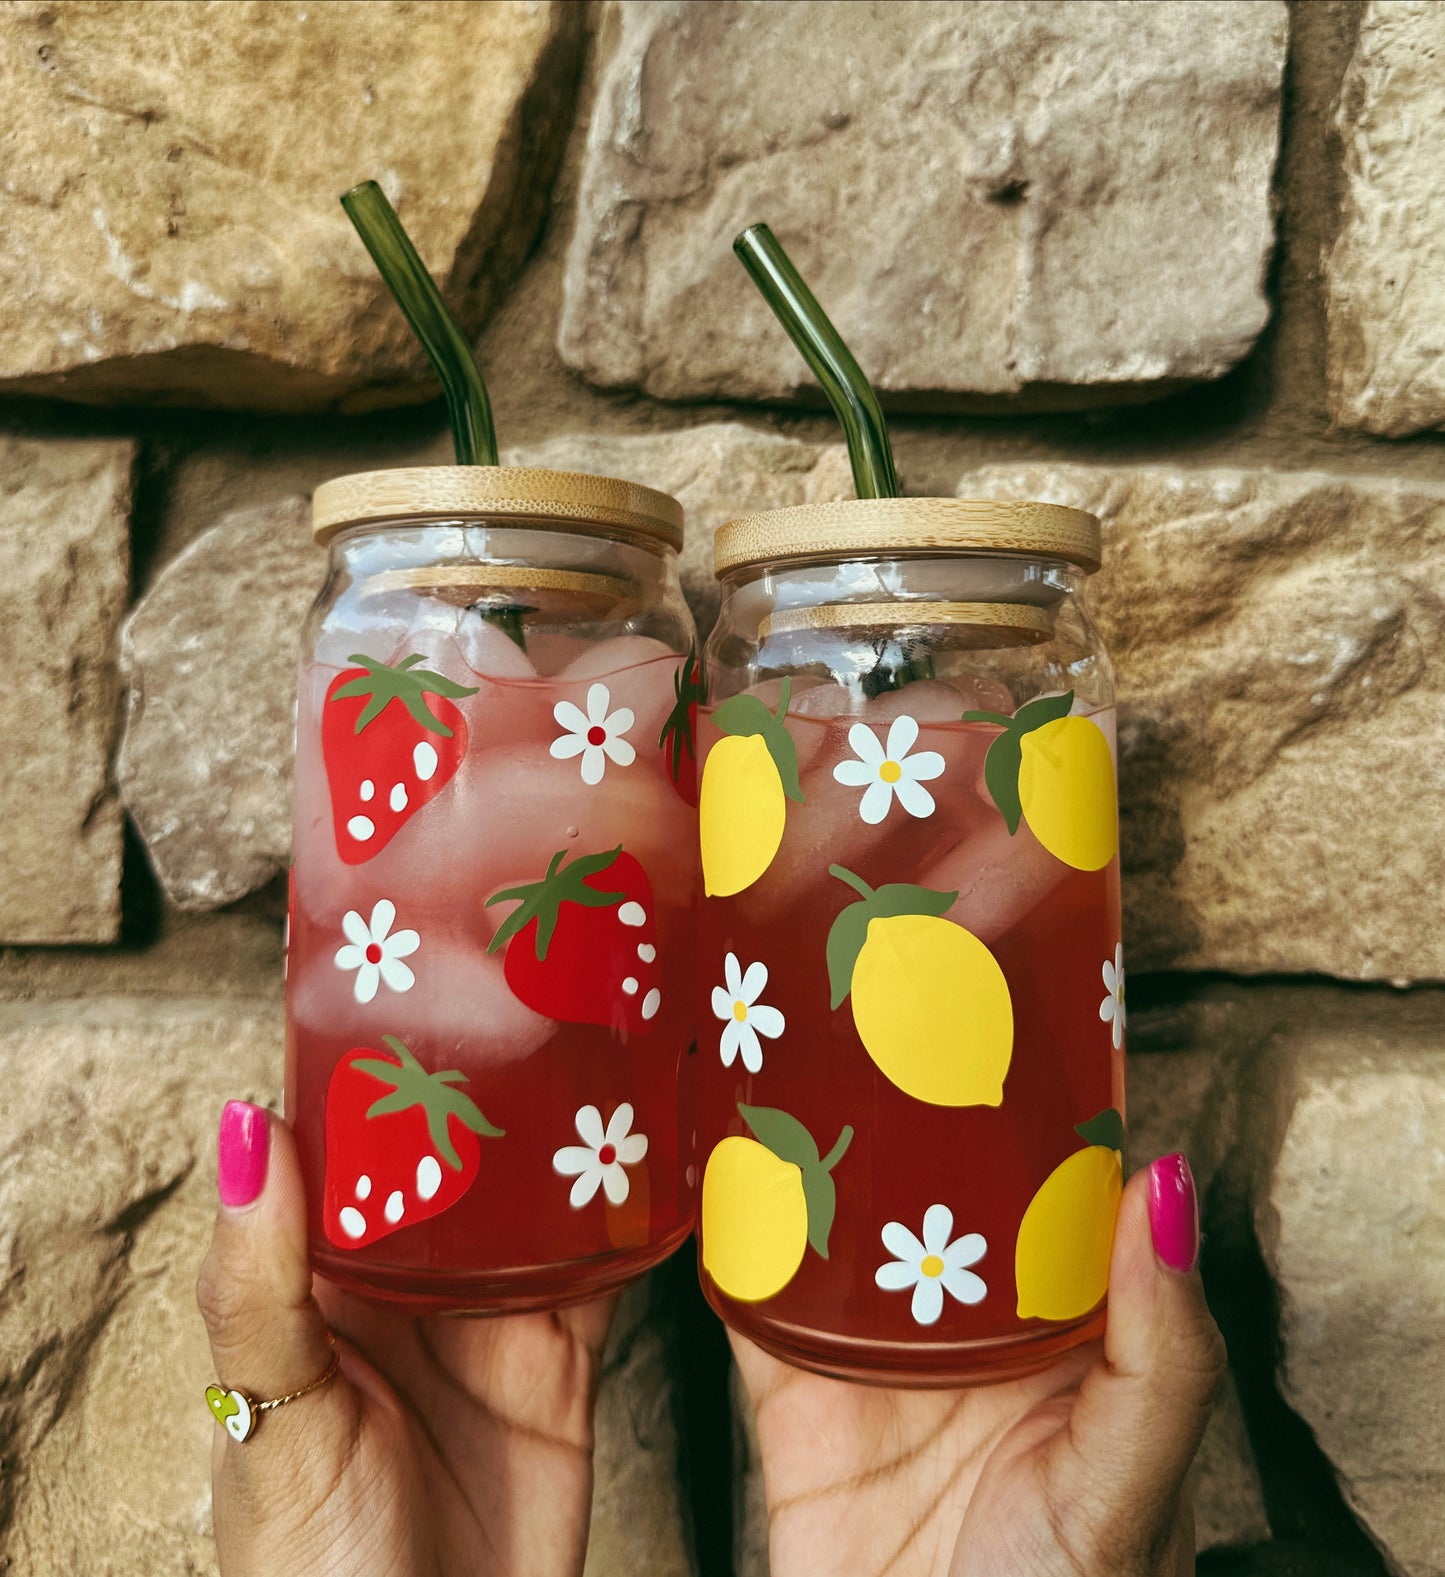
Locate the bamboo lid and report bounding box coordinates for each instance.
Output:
[311,466,684,550]
[760,600,1055,646]
[714,497,1100,577]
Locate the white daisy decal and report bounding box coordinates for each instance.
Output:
[832,715,945,824]
[334,899,420,1004]
[550,682,636,786]
[1099,944,1126,1049]
[553,1103,648,1208]
[875,1204,987,1325]
[711,951,786,1074]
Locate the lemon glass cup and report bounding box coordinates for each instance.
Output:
[694,498,1124,1386]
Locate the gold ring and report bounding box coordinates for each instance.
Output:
[204,1331,339,1443]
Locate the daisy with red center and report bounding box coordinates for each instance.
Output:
[552,1103,649,1207]
[333,899,420,1004]
[550,682,636,785]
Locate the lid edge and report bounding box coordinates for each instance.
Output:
[713,496,1101,576]
[311,466,684,549]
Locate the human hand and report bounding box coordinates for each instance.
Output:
[734,1154,1225,1577]
[197,1102,613,1577]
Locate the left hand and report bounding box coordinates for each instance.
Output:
[198,1103,613,1576]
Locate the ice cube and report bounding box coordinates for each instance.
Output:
[921,816,1068,946]
[462,739,698,918]
[447,608,540,682]
[731,686,991,923]
[288,934,555,1067]
[551,637,683,756]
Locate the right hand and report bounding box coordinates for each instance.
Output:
[196,1102,614,1576]
[735,1155,1225,1576]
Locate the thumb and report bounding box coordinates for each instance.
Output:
[1063,1154,1226,1546]
[196,1102,346,1449]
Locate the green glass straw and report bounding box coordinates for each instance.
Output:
[733,223,898,500]
[341,180,498,466]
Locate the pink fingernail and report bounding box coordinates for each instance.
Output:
[218,1101,270,1209]
[1148,1153,1199,1273]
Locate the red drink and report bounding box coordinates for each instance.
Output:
[694,498,1123,1385]
[285,468,700,1311]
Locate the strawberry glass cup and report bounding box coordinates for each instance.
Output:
[286,467,702,1312]
[695,497,1124,1385]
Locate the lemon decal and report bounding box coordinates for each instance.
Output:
[962,691,1118,872]
[700,679,805,896]
[1015,1107,1125,1321]
[702,1102,853,1302]
[826,865,1013,1107]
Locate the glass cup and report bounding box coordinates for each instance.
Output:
[286,467,701,1311]
[694,497,1123,1384]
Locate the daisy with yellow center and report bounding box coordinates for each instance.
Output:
[833,714,946,824]
[712,950,786,1074]
[875,1204,987,1325]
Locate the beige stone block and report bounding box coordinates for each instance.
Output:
[0,997,281,1569]
[0,1,582,411]
[561,0,1286,409]
[958,463,1445,982]
[0,436,133,943]
[1325,2,1445,436]
[117,495,316,910]
[1259,1009,1445,1577]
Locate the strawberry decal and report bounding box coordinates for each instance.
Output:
[323,1034,502,1250]
[659,646,707,805]
[323,653,478,864]
[486,847,662,1032]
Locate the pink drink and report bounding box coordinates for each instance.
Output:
[286,469,699,1311]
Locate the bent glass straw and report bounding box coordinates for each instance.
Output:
[733,223,898,500]
[341,180,498,466]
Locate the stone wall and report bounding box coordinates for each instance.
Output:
[0,3,1439,1575]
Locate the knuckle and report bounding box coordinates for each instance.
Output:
[195,1244,260,1338]
[1172,1302,1229,1412]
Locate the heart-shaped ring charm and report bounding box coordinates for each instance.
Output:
[205,1384,255,1443]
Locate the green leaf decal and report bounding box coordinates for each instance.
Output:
[825,901,873,1011]
[485,846,625,961]
[712,693,773,735]
[1074,1106,1126,1158]
[332,652,480,738]
[800,1168,838,1259]
[963,690,1076,834]
[713,678,804,804]
[982,732,1025,834]
[658,645,708,776]
[825,866,958,1009]
[739,1104,853,1261]
[1014,691,1076,731]
[355,1035,504,1169]
[738,1102,819,1170]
